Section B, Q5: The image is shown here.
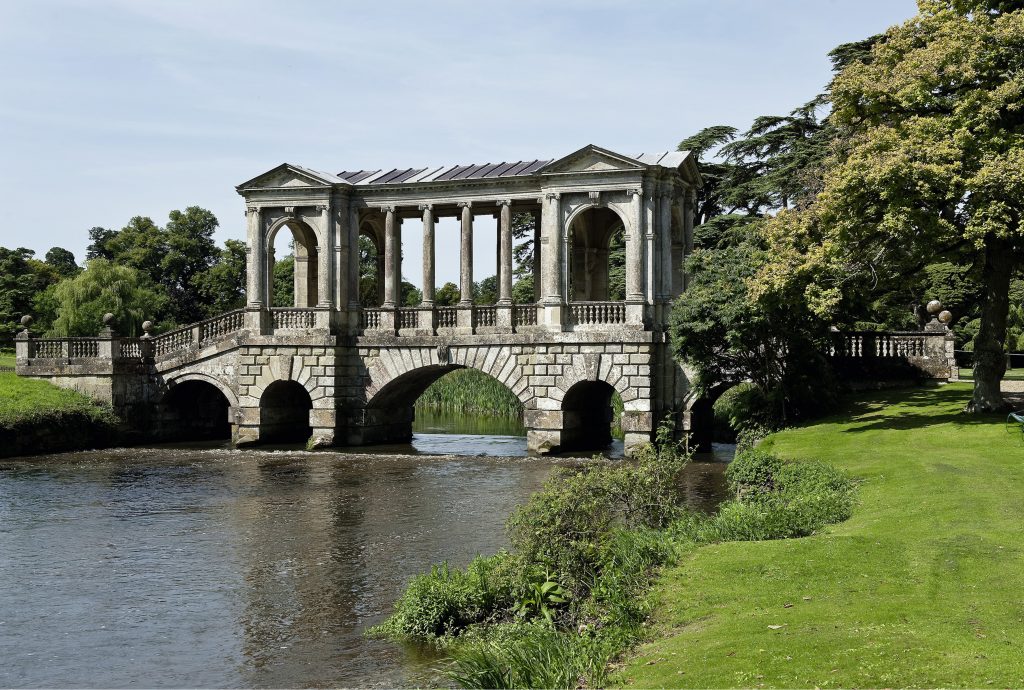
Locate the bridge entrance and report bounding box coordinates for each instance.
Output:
[162,380,232,441]
[259,381,313,444]
[560,380,616,452]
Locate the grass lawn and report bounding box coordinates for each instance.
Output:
[620,384,1024,688]
[0,372,113,425]
[0,350,14,368]
[957,367,1024,380]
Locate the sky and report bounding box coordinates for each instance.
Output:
[0,0,918,288]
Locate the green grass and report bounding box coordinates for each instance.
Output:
[957,367,1024,380]
[620,383,1024,688]
[0,349,14,368]
[0,372,115,425]
[416,368,524,417]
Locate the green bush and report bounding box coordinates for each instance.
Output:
[369,551,527,639]
[676,449,856,543]
[506,439,690,599]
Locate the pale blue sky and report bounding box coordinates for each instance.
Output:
[0,0,917,287]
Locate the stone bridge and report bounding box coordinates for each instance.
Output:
[13,145,957,454]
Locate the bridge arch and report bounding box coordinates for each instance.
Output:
[259,380,313,443]
[266,215,320,307]
[159,374,236,441]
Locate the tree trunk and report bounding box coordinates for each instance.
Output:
[968,233,1013,413]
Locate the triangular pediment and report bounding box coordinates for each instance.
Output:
[539,145,645,174]
[236,163,345,191]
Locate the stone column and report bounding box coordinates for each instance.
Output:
[317,204,334,309]
[347,204,360,311]
[419,204,436,333]
[335,200,348,311]
[245,206,264,308]
[495,199,514,331]
[420,204,435,306]
[659,188,673,303]
[382,206,398,308]
[683,188,696,291]
[540,192,564,330]
[531,208,542,302]
[458,201,473,305]
[624,188,646,327]
[497,200,513,304]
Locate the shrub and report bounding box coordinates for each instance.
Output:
[368,551,527,639]
[446,623,620,689]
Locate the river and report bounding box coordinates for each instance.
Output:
[0,414,732,688]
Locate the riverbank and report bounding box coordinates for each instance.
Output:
[620,383,1024,687]
[0,372,120,457]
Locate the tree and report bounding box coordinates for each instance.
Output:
[273,255,295,307]
[0,248,43,341]
[44,247,80,277]
[402,280,422,307]
[162,206,219,324]
[512,275,535,304]
[195,239,247,315]
[435,282,460,306]
[85,227,117,261]
[757,0,1024,411]
[49,259,166,337]
[474,275,498,305]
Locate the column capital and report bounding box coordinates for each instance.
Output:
[588,191,602,205]
[495,198,512,207]
[246,205,261,215]
[545,192,561,201]
[628,187,643,198]
[316,204,329,212]
[379,204,396,214]
[418,203,434,212]
[457,201,473,209]
[284,205,299,215]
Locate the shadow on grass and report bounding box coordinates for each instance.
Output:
[834,385,1006,434]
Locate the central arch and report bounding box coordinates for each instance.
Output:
[259,380,313,443]
[560,379,617,452]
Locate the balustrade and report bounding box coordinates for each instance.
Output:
[270,308,315,330]
[514,304,538,328]
[569,301,626,327]
[397,308,419,330]
[199,309,244,342]
[436,306,458,329]
[361,308,382,330]
[833,331,929,359]
[474,306,497,328]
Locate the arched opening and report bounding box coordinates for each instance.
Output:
[359,221,384,307]
[361,365,525,452]
[268,219,319,307]
[560,380,617,451]
[567,207,626,302]
[259,381,313,444]
[162,380,232,441]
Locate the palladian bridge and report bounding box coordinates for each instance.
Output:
[13,145,957,454]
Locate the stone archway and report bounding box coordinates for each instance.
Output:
[259,380,314,443]
[267,217,320,307]
[566,206,628,302]
[160,379,233,441]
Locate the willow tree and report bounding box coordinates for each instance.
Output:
[757,0,1024,412]
[49,259,165,337]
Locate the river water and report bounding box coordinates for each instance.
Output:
[0,415,732,688]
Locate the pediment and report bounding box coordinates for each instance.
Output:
[540,145,645,175]
[236,163,343,191]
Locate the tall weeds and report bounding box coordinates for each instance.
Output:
[415,369,524,417]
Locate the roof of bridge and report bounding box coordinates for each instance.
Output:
[335,148,693,186]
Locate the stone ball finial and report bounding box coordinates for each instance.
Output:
[142,320,153,334]
[938,310,953,325]
[20,314,33,328]
[102,312,115,326]
[926,299,943,315]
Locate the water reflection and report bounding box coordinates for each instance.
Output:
[0,417,734,688]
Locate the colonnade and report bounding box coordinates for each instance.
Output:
[243,182,697,333]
